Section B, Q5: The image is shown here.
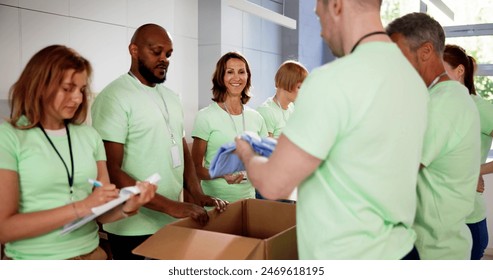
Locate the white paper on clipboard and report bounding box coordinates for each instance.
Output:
[60,173,161,235]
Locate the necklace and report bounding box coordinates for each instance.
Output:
[428,71,447,90]
[223,102,245,136]
[350,31,387,54]
[39,122,75,200]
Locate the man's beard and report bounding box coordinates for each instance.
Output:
[138,59,166,84]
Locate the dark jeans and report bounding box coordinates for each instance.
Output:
[107,233,151,260]
[401,246,420,260]
[467,218,489,260]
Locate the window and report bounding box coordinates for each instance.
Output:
[381,0,493,100]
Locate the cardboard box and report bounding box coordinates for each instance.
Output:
[132,199,297,260]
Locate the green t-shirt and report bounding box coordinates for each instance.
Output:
[466,95,493,223]
[91,74,185,236]
[256,96,294,138]
[0,119,105,259]
[415,81,480,259]
[283,42,429,259]
[191,102,267,203]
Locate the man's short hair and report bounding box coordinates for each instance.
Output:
[386,12,445,54]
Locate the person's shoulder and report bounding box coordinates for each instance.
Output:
[0,121,15,134]
[256,105,271,118]
[0,116,31,133]
[244,105,264,118]
[97,74,133,97]
[196,102,218,115]
[471,94,492,107]
[69,123,100,136]
[306,58,347,82]
[0,120,30,143]
[435,80,469,98]
[432,81,477,113]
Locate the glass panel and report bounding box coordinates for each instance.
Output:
[475,76,493,101]
[380,0,420,26]
[427,0,493,26]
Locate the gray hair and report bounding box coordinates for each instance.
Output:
[386,12,445,54]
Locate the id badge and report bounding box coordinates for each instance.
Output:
[171,144,182,168]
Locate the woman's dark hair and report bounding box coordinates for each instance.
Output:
[443,44,476,95]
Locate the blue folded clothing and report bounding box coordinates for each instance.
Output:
[209,131,277,178]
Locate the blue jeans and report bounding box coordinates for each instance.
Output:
[467,219,489,260]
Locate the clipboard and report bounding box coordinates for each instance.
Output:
[60,173,161,235]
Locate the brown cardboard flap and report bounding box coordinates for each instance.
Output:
[132,225,262,260]
[245,199,296,238]
[264,226,298,259]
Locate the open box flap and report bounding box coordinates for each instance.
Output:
[132,225,262,260]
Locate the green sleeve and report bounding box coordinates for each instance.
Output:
[91,93,128,144]
[0,124,18,171]
[191,109,211,141]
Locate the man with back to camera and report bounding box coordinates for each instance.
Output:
[387,13,480,260]
[235,0,429,259]
[91,23,227,260]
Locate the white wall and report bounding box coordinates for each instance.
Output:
[0,0,198,138]
[198,0,284,111]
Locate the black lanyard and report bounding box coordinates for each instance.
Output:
[39,122,75,198]
[350,31,387,54]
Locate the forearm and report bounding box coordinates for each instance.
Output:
[143,193,186,218]
[244,155,293,199]
[107,165,136,189]
[0,202,86,243]
[195,164,212,181]
[183,139,205,196]
[480,161,493,176]
[236,135,320,200]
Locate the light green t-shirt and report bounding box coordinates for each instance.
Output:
[415,81,480,260]
[283,42,429,259]
[91,74,185,236]
[191,102,267,203]
[0,119,105,259]
[256,96,294,138]
[466,95,493,224]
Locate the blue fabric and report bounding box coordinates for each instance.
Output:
[467,218,489,260]
[209,132,277,178]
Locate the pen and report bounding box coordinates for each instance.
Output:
[88,178,103,188]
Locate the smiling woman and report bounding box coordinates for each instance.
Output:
[191,51,268,203]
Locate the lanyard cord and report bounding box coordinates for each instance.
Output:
[128,71,176,144]
[350,31,387,54]
[428,71,447,90]
[156,93,176,145]
[39,122,75,197]
[223,102,245,136]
